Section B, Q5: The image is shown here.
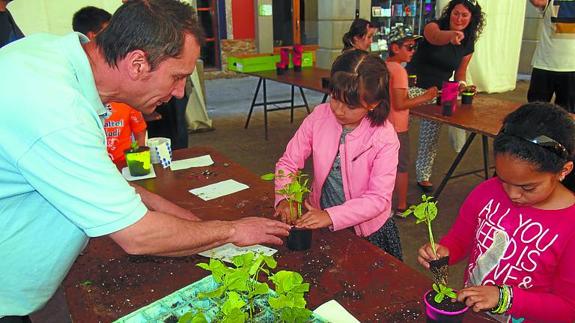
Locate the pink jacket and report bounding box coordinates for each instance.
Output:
[275,103,399,237]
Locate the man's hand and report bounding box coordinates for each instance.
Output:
[417,243,450,269]
[457,285,500,312]
[229,217,291,246]
[274,199,297,224]
[294,201,333,229]
[449,31,465,45]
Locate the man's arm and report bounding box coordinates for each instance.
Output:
[529,0,549,10]
[109,211,291,256]
[131,184,201,221]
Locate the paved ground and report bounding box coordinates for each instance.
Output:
[31,76,530,322]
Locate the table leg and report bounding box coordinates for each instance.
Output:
[290,85,295,123]
[299,87,311,114]
[321,93,328,104]
[263,79,268,140]
[244,77,262,129]
[434,132,477,199]
[482,135,489,179]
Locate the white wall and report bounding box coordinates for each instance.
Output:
[7,0,193,35]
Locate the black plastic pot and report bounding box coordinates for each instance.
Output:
[424,290,468,323]
[436,91,442,106]
[442,101,454,116]
[287,228,312,251]
[276,67,285,75]
[293,65,302,72]
[461,92,474,105]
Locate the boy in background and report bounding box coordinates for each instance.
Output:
[385,25,438,216]
[73,6,147,167]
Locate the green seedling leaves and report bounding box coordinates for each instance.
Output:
[432,283,457,304]
[178,311,208,323]
[184,252,311,322]
[260,173,275,181]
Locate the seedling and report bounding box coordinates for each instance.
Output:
[261,170,310,222]
[180,252,312,323]
[432,283,457,303]
[403,194,439,258]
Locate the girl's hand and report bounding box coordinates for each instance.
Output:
[295,201,333,229]
[457,286,500,312]
[425,86,439,101]
[417,243,450,269]
[274,199,297,225]
[449,31,465,45]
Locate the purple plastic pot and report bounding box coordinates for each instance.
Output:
[423,290,468,323]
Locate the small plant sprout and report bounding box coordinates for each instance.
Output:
[180,252,313,323]
[432,283,457,303]
[129,140,139,152]
[403,194,439,258]
[261,170,310,221]
[462,85,476,93]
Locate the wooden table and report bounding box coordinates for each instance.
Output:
[242,67,331,140]
[410,96,522,198]
[63,147,493,322]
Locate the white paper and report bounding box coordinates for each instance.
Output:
[121,166,156,181]
[189,179,249,201]
[199,243,277,263]
[170,155,214,171]
[313,300,360,323]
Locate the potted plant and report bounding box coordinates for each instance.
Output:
[461,85,476,105]
[403,195,468,323]
[178,252,313,323]
[124,141,151,176]
[261,170,312,251]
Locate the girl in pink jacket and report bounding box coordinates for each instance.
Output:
[274,49,402,260]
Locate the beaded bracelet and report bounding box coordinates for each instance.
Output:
[491,285,514,315]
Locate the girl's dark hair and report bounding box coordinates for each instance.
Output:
[329,49,390,126]
[95,0,205,71]
[494,102,575,191]
[437,0,485,45]
[342,18,375,51]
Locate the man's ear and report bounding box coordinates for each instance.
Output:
[124,50,150,80]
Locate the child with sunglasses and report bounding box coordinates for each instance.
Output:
[385,25,438,217]
[273,49,403,260]
[418,102,575,322]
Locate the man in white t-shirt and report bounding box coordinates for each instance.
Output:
[528,0,575,112]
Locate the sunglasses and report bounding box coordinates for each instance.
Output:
[500,127,570,160]
[402,44,417,52]
[466,0,478,6]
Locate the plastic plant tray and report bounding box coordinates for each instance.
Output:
[114,275,326,323]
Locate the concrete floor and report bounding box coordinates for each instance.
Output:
[31,78,530,322]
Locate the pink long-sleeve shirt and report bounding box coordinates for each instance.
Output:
[441,177,575,322]
[274,102,399,237]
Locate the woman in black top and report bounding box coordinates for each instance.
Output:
[406,0,485,192]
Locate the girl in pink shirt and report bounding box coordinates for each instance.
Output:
[274,49,402,259]
[418,102,575,322]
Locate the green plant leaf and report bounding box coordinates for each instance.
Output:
[434,292,445,303]
[260,173,275,181]
[221,291,246,315]
[263,255,277,269]
[224,270,249,291]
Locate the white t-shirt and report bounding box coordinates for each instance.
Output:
[532,0,575,71]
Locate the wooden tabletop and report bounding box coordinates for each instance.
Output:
[63,147,493,322]
[243,67,331,94]
[410,96,522,137]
